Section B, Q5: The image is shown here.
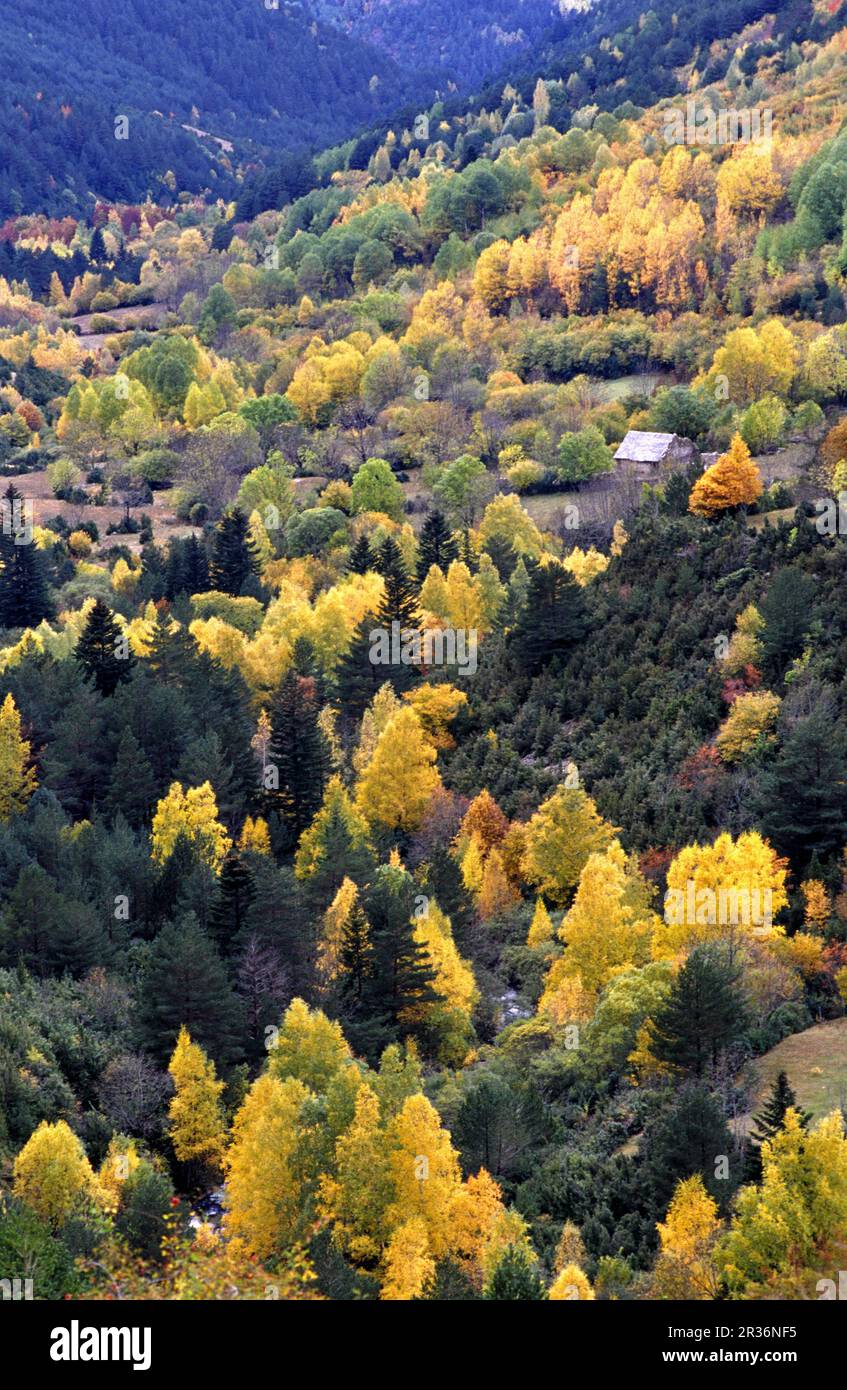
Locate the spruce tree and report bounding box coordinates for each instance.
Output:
[137,914,243,1064]
[417,510,458,583]
[481,533,517,582]
[183,534,210,595]
[647,1081,736,1207]
[265,670,329,841]
[348,533,374,575]
[483,1246,545,1300]
[209,848,255,954]
[374,536,419,629]
[0,484,53,629]
[0,863,109,976]
[649,948,746,1078]
[165,534,210,599]
[340,899,374,1002]
[757,713,847,868]
[346,864,437,1059]
[104,726,157,826]
[373,536,420,695]
[291,634,328,703]
[335,613,387,721]
[89,226,107,262]
[759,569,815,677]
[458,528,477,572]
[209,506,259,596]
[138,542,167,604]
[75,598,135,695]
[296,787,376,908]
[146,607,197,682]
[511,560,588,674]
[745,1071,811,1180]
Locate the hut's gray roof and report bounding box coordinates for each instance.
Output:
[613,431,686,463]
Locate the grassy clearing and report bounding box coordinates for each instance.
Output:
[750,1016,847,1121]
[746,507,798,531]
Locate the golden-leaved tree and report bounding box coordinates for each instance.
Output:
[167,1027,228,1171]
[355,706,442,832]
[540,839,658,1004]
[548,1264,595,1300]
[718,1110,847,1297]
[406,902,478,1065]
[13,1120,101,1227]
[0,692,37,821]
[458,788,509,856]
[521,784,618,905]
[689,434,764,517]
[151,781,231,871]
[715,690,781,763]
[657,830,789,955]
[526,898,555,948]
[224,1073,312,1259]
[653,1174,722,1299]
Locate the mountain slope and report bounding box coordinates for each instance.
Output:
[0,0,417,215]
[314,0,569,87]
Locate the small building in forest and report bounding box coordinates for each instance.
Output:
[613,431,697,481]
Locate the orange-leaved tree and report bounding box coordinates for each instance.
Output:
[689,434,763,517]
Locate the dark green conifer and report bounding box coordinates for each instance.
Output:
[209,506,259,595]
[75,598,135,695]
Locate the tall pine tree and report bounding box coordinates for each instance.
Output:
[209,507,259,596]
[0,484,53,629]
[75,598,135,695]
[744,1071,811,1180]
[209,848,255,955]
[348,533,374,575]
[375,536,419,629]
[335,613,388,721]
[511,560,588,674]
[417,510,458,583]
[265,670,329,843]
[649,948,745,1078]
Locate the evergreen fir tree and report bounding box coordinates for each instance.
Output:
[744,1071,811,1180]
[348,533,374,575]
[649,948,745,1078]
[137,914,243,1064]
[291,634,329,703]
[335,614,386,721]
[75,598,135,695]
[89,226,107,262]
[372,536,420,695]
[374,536,419,629]
[298,794,376,908]
[265,670,329,841]
[0,863,109,976]
[511,560,588,674]
[458,528,477,572]
[138,542,167,604]
[209,506,259,596]
[183,534,210,595]
[647,1081,736,1207]
[209,848,255,954]
[146,607,197,683]
[757,713,847,868]
[346,864,437,1059]
[104,726,157,826]
[165,534,210,600]
[340,899,374,1002]
[481,533,518,582]
[483,1246,545,1300]
[0,484,53,629]
[417,510,458,583]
